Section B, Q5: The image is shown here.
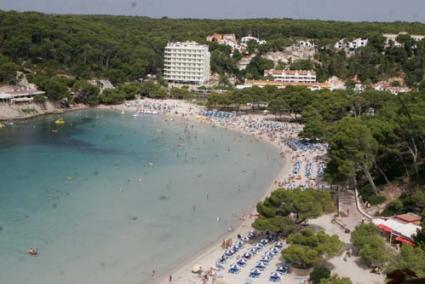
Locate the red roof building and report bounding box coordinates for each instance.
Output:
[394,213,422,225]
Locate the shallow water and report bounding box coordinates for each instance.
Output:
[0,109,281,284]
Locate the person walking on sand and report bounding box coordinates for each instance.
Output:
[169,275,172,283]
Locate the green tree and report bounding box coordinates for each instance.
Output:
[320,275,352,284]
[326,118,379,194]
[99,89,126,104]
[396,245,425,277]
[140,81,166,99]
[253,188,335,234]
[310,266,331,284]
[170,87,190,99]
[283,229,343,268]
[0,61,19,83]
[269,97,289,118]
[244,55,274,79]
[72,80,100,105]
[39,77,69,101]
[118,82,141,100]
[351,223,391,268]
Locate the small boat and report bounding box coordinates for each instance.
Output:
[55,118,65,125]
[27,248,38,256]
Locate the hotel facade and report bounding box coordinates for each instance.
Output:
[163,41,211,85]
[264,69,317,83]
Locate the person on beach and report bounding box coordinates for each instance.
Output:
[169,274,172,283]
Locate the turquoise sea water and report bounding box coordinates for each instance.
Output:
[0,109,281,284]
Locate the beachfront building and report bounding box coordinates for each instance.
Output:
[0,85,45,104]
[373,212,422,246]
[335,38,368,50]
[241,80,325,91]
[264,69,317,83]
[163,41,211,85]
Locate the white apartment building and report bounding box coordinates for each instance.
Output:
[383,32,425,47]
[164,41,211,85]
[264,69,317,83]
[335,38,368,49]
[241,35,267,46]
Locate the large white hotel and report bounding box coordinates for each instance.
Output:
[163,41,211,85]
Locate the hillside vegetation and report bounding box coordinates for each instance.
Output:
[1,11,425,86]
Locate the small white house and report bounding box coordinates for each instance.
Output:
[335,38,368,50]
[241,35,267,46]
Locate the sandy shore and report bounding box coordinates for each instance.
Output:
[97,98,327,284]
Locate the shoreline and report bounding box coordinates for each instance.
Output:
[97,99,324,284]
[2,99,323,283]
[158,154,292,284]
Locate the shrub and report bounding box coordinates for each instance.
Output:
[310,266,331,284]
[359,185,385,205]
[33,94,46,103]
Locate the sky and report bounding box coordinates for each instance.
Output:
[1,0,425,22]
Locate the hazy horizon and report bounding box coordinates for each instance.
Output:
[1,0,425,23]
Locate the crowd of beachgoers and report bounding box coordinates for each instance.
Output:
[101,98,328,284]
[104,98,328,191]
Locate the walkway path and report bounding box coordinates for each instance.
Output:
[308,189,385,284]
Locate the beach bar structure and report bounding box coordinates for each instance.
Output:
[0,86,45,104]
[372,213,422,246]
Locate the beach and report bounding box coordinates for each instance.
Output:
[99,98,328,284]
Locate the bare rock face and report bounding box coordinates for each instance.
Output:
[0,101,60,120]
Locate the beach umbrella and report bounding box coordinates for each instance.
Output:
[262,255,271,262]
[230,264,240,270]
[277,265,288,274]
[237,258,247,266]
[252,268,261,274]
[192,264,202,273]
[243,252,253,259]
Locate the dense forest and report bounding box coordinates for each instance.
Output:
[207,86,425,219]
[1,10,425,87]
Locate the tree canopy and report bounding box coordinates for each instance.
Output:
[282,228,343,268]
[253,188,335,235]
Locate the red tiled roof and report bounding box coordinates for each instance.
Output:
[394,213,422,224]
